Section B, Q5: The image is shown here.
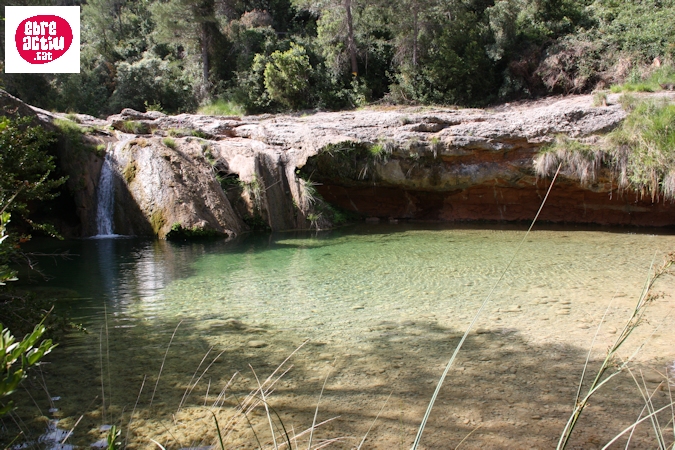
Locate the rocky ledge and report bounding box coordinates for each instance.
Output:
[3,89,675,238]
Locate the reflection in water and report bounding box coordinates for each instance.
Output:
[13,225,675,449]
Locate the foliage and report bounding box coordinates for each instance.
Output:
[610,65,675,93]
[5,0,675,112]
[109,56,196,114]
[198,99,246,116]
[535,97,675,201]
[608,97,675,199]
[0,213,17,287]
[535,135,602,185]
[592,91,608,106]
[166,223,222,239]
[0,116,65,235]
[120,120,150,135]
[106,425,122,450]
[392,5,500,106]
[242,214,272,231]
[0,321,56,416]
[162,137,177,149]
[262,43,313,109]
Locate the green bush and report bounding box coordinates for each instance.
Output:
[108,55,196,114]
[198,99,246,116]
[610,64,675,93]
[120,120,150,134]
[263,43,313,109]
[392,10,499,106]
[166,223,221,239]
[609,97,675,199]
[162,137,176,149]
[0,116,65,231]
[0,213,17,286]
[536,97,675,200]
[0,322,55,416]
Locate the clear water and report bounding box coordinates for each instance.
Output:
[15,224,675,449]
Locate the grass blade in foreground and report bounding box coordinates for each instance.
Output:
[411,164,562,449]
[557,252,675,449]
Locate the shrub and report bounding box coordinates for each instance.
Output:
[609,97,675,199]
[162,137,176,149]
[120,120,150,134]
[0,116,65,230]
[592,91,608,107]
[166,223,221,239]
[535,97,675,201]
[198,99,246,117]
[610,64,675,93]
[0,322,55,416]
[108,55,196,114]
[263,43,313,109]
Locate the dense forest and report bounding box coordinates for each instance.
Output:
[1,0,675,115]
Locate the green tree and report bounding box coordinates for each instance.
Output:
[391,0,499,105]
[263,43,313,108]
[0,212,17,287]
[0,116,65,235]
[151,0,225,95]
[108,55,196,113]
[294,0,360,76]
[0,116,58,418]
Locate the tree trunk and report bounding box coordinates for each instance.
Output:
[201,23,210,88]
[412,2,418,67]
[344,0,358,76]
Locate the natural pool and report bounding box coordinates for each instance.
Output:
[10,224,675,449]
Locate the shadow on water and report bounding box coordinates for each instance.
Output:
[6,313,674,450]
[5,227,675,449]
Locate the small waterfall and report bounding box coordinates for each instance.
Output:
[95,151,115,236]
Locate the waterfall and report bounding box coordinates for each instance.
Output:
[95,151,116,236]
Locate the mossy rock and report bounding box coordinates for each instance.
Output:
[150,210,166,235]
[165,223,222,240]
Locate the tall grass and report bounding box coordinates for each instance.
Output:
[610,65,675,93]
[535,135,602,185]
[557,252,675,449]
[610,97,675,200]
[198,99,246,117]
[535,96,675,201]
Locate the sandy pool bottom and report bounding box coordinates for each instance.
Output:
[16,280,675,450]
[9,228,675,449]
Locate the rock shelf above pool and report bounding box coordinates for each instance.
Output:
[4,89,675,238]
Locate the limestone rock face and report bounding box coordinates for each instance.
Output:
[7,88,675,237]
[108,135,244,238]
[102,93,672,229]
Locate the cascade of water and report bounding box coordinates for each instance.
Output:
[95,150,115,236]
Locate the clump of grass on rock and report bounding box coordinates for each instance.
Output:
[535,96,675,201]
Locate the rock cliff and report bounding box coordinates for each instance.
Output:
[4,88,675,237]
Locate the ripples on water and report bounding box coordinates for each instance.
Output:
[13,224,675,449]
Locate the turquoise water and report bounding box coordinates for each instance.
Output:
[14,224,675,449]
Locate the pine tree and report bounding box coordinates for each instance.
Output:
[151,0,224,94]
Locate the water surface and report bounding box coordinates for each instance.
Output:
[13,224,675,449]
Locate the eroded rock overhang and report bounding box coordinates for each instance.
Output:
[10,87,675,237]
